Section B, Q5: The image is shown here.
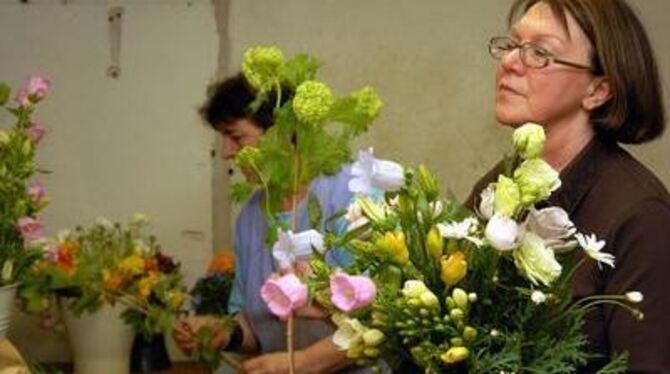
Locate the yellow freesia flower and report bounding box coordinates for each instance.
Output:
[440,251,467,287]
[376,231,409,266]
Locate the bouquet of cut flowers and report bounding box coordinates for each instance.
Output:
[0,76,50,286]
[19,214,187,337]
[188,251,237,369]
[275,124,638,373]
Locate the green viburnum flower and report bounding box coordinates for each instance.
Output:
[241,46,285,91]
[292,80,334,123]
[513,232,562,286]
[235,146,263,183]
[353,86,382,119]
[513,159,560,205]
[494,175,521,217]
[513,122,545,159]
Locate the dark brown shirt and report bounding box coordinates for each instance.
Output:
[466,138,670,373]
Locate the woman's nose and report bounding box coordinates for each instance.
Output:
[221,137,238,160]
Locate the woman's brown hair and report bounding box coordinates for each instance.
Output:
[508,0,666,144]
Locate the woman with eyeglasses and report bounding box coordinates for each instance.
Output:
[467,0,669,371]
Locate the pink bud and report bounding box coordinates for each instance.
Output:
[26,75,50,101]
[14,89,31,107]
[17,216,45,241]
[260,273,308,320]
[27,181,46,203]
[330,272,377,312]
[26,123,47,144]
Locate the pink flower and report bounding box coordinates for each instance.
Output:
[17,217,45,241]
[26,123,47,144]
[25,75,50,101]
[14,89,30,107]
[260,273,308,320]
[330,272,377,312]
[44,244,59,263]
[28,181,46,203]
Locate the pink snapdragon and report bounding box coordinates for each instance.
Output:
[26,123,47,144]
[330,272,376,312]
[14,75,50,107]
[260,273,308,320]
[17,216,45,241]
[27,181,46,203]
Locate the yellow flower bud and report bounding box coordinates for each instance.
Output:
[463,326,478,342]
[362,329,385,347]
[452,288,469,310]
[426,226,444,263]
[440,251,467,287]
[440,346,469,364]
[376,231,409,266]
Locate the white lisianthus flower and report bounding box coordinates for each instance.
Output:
[525,207,577,252]
[513,123,546,159]
[332,314,367,350]
[349,148,404,195]
[401,280,429,298]
[272,229,325,269]
[575,233,614,269]
[530,290,547,304]
[437,217,484,247]
[625,291,643,304]
[513,159,561,205]
[133,239,151,254]
[513,232,562,286]
[479,184,495,220]
[485,213,521,251]
[344,200,369,231]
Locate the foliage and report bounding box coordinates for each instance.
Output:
[18,215,186,338]
[0,76,50,286]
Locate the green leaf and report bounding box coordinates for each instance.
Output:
[307,192,322,230]
[0,82,10,106]
[279,54,321,89]
[231,182,254,203]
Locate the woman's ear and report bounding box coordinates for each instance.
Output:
[582,76,613,111]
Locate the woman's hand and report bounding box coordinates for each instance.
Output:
[173,315,230,356]
[242,350,308,374]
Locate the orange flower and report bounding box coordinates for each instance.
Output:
[103,269,126,292]
[144,258,158,272]
[56,242,79,273]
[208,251,235,275]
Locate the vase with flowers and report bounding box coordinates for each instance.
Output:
[19,214,186,374]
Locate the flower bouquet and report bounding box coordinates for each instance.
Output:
[0,76,50,288]
[188,251,237,369]
[231,45,383,372]
[296,124,638,373]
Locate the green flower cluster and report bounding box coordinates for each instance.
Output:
[241,46,285,91]
[353,86,383,120]
[292,80,334,123]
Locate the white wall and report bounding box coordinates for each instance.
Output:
[0,0,218,362]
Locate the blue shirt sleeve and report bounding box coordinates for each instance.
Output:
[227,205,248,314]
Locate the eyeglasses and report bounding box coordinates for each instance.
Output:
[488,36,593,71]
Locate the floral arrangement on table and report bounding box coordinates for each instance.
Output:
[189,251,237,369]
[288,123,637,373]
[0,76,51,286]
[18,214,187,338]
[229,45,383,372]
